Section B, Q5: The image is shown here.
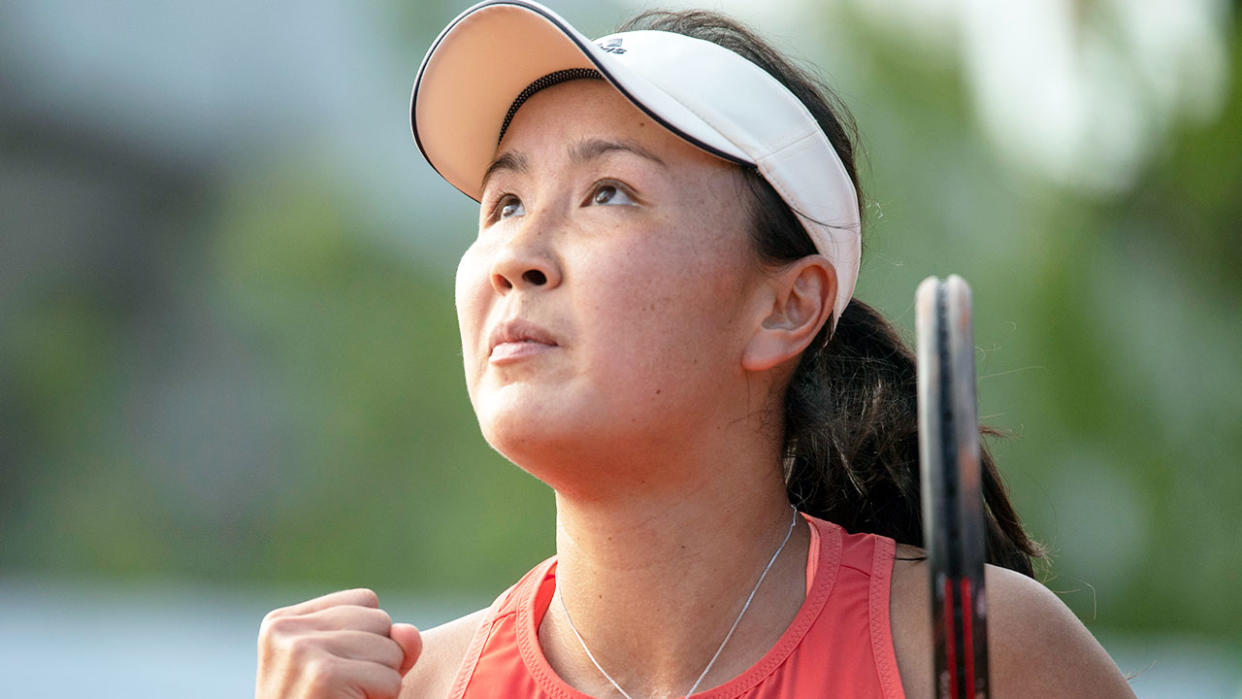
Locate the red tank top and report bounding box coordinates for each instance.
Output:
[448,513,905,698]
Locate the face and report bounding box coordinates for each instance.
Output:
[456,80,772,484]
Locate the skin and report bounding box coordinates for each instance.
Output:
[447,79,827,696]
[255,80,1136,698]
[255,588,421,699]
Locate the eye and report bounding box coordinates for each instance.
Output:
[495,194,525,221]
[589,183,636,207]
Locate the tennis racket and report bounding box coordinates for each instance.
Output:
[916,275,989,699]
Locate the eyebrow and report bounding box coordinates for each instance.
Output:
[568,138,667,168]
[480,138,667,192]
[480,151,529,192]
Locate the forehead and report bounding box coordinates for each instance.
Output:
[494,80,724,168]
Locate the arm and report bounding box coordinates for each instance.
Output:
[891,546,1135,699]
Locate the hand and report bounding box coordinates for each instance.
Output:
[256,588,422,699]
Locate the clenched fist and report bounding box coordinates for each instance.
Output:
[256,588,422,699]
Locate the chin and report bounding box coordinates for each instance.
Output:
[476,398,656,494]
[477,395,586,466]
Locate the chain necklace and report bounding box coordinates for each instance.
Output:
[554,506,800,699]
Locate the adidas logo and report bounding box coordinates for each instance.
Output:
[598,37,626,55]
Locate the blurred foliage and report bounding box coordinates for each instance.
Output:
[828,3,1242,641]
[0,0,1238,648]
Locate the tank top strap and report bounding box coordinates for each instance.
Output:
[865,531,902,698]
[681,513,844,697]
[447,556,556,699]
[802,515,903,698]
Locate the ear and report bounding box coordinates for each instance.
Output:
[741,256,837,372]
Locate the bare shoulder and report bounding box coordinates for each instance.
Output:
[981,563,1135,698]
[401,607,490,699]
[889,544,1135,699]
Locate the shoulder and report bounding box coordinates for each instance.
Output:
[980,563,1135,698]
[888,544,1135,699]
[401,607,491,699]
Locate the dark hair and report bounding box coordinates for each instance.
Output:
[619,10,1044,576]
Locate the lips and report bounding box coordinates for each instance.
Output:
[487,318,559,362]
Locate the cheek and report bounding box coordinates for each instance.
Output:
[454,243,491,381]
[577,233,754,382]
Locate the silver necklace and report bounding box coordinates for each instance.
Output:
[555,506,800,699]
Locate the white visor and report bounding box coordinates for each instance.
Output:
[410,0,861,327]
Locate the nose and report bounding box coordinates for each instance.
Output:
[489,221,563,294]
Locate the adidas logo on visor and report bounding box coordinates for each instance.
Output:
[598,37,626,54]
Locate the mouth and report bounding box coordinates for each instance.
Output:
[488,319,559,363]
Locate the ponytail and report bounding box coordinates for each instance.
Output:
[785,300,1043,576]
[621,9,1044,576]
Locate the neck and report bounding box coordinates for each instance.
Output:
[539,457,810,698]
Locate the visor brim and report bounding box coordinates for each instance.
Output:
[410,0,751,201]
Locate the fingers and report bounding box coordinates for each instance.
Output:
[390,623,423,675]
[318,630,405,668]
[302,605,394,636]
[296,656,403,699]
[276,588,380,616]
[256,589,421,699]
[264,604,392,637]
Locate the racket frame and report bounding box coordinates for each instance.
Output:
[916,275,990,699]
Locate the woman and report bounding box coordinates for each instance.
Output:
[256,2,1135,697]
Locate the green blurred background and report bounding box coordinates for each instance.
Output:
[2,0,1239,695]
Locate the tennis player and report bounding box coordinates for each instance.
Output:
[256,2,1135,697]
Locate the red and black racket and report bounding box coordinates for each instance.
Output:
[916,275,989,699]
